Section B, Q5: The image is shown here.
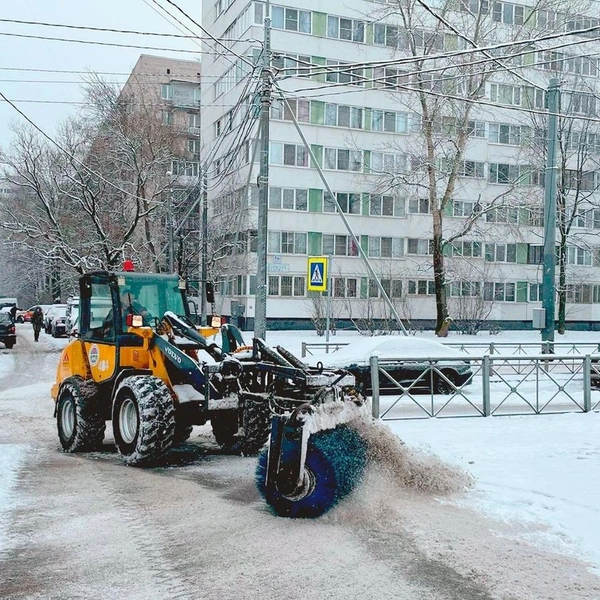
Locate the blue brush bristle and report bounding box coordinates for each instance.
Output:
[256,425,367,518]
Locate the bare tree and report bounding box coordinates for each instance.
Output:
[363,0,559,335]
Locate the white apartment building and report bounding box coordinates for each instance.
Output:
[201,0,600,330]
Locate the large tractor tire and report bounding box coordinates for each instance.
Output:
[211,396,271,455]
[57,378,106,452]
[112,375,176,466]
[256,425,367,518]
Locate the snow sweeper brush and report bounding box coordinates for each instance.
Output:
[256,367,371,518]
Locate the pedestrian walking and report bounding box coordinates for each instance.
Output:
[31,306,44,342]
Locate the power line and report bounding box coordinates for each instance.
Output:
[0,30,204,54]
[0,90,177,206]
[160,0,255,68]
[0,17,199,38]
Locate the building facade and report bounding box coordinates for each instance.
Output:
[201,0,600,330]
[120,54,202,282]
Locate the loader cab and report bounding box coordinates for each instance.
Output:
[79,271,190,344]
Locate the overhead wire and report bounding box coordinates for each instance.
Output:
[0,91,183,206]
[273,21,600,79]
[0,17,200,39]
[161,0,255,67]
[0,30,206,54]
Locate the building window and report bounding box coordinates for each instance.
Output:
[272,6,311,32]
[368,237,404,258]
[450,240,482,257]
[408,280,436,295]
[373,67,409,90]
[269,188,308,211]
[528,245,543,264]
[324,148,363,171]
[327,16,365,42]
[161,84,173,100]
[485,243,517,262]
[407,239,433,255]
[323,192,361,214]
[324,104,363,129]
[369,195,406,217]
[492,1,524,25]
[322,234,359,256]
[369,152,405,173]
[484,282,516,302]
[566,246,592,265]
[326,60,364,86]
[267,231,307,254]
[270,142,308,167]
[408,198,430,214]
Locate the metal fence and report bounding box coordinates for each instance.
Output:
[369,354,600,420]
[301,341,600,358]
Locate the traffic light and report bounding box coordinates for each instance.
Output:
[206,282,214,304]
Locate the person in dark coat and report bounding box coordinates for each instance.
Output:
[31,306,44,342]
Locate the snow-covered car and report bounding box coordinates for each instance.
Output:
[65,297,79,336]
[43,304,67,334]
[50,307,68,338]
[309,336,473,395]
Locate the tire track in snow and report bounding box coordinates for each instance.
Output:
[91,459,201,600]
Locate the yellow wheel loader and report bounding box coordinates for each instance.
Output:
[52,269,370,517]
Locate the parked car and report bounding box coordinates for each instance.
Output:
[43,304,67,334]
[65,296,79,336]
[309,336,473,395]
[18,304,52,323]
[0,311,17,348]
[50,306,68,337]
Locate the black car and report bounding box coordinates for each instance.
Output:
[312,336,473,395]
[0,312,16,348]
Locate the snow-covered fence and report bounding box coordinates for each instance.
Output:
[370,354,600,420]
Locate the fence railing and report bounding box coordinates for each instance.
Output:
[369,354,600,420]
[301,340,600,358]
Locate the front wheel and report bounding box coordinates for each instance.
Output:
[112,375,176,466]
[57,378,105,452]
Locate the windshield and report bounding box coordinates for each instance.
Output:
[119,273,186,321]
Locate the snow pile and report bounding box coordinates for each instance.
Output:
[355,419,473,494]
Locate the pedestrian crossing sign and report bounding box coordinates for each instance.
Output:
[307,256,328,292]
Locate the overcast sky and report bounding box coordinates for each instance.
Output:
[0,0,201,150]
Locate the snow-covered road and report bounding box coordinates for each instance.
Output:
[0,324,599,600]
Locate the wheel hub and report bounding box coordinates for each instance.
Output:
[119,398,139,444]
[61,399,75,438]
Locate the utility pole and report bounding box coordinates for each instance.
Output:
[254,1,271,340]
[542,79,560,346]
[165,171,175,273]
[200,167,208,326]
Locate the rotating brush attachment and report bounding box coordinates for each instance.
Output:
[256,424,367,518]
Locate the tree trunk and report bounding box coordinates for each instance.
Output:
[557,237,567,335]
[432,209,449,336]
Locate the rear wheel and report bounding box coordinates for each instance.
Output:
[57,378,105,452]
[4,341,13,349]
[435,371,457,395]
[112,375,176,466]
[211,396,270,455]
